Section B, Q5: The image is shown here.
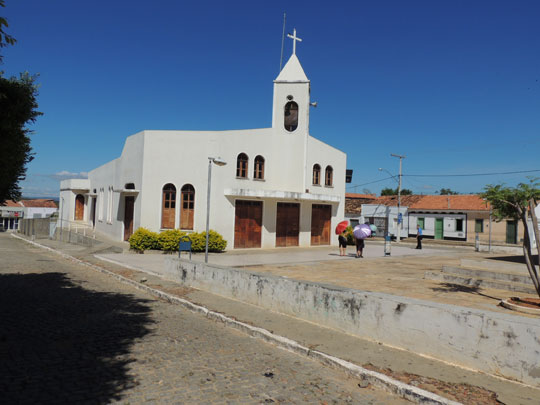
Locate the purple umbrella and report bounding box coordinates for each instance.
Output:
[353,224,372,239]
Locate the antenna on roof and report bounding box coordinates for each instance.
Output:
[279,13,286,72]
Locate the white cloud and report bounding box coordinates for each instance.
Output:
[48,171,89,180]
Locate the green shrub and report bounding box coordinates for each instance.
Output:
[189,232,206,252]
[344,225,356,245]
[129,228,159,252]
[188,230,227,252]
[158,229,187,251]
[205,229,227,252]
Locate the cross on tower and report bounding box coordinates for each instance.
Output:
[287,28,302,55]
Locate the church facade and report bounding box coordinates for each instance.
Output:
[60,50,347,249]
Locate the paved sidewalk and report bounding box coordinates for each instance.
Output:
[15,234,540,404]
[2,233,411,404]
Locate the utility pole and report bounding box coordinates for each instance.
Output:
[391,154,405,242]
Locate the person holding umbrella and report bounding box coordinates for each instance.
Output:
[355,237,364,258]
[353,224,371,258]
[335,220,349,257]
[338,230,348,256]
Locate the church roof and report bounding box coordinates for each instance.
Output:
[275,54,309,83]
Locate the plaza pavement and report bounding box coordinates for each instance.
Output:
[12,233,540,404]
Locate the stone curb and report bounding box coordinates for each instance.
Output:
[500,298,540,316]
[12,234,461,405]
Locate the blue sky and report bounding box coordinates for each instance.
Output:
[2,0,539,197]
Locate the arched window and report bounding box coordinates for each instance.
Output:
[312,164,321,185]
[180,184,195,230]
[325,166,333,186]
[161,183,176,229]
[236,153,248,178]
[253,155,265,180]
[284,101,298,132]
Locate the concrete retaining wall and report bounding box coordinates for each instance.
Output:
[479,244,523,254]
[164,257,540,387]
[53,228,100,247]
[19,218,51,238]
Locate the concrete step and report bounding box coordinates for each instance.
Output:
[424,271,537,294]
[460,258,528,273]
[442,265,533,285]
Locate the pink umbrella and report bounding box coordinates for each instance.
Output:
[335,220,349,235]
[353,224,372,239]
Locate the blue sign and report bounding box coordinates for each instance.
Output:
[398,213,403,224]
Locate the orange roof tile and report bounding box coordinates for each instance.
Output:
[345,193,377,199]
[409,195,489,211]
[1,200,24,207]
[20,199,58,208]
[367,194,489,211]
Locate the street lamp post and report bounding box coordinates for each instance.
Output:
[390,154,405,242]
[205,157,227,263]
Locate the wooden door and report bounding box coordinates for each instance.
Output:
[124,196,135,241]
[311,204,331,245]
[75,194,84,221]
[276,203,300,247]
[180,185,195,229]
[506,220,517,244]
[161,184,176,229]
[234,200,262,248]
[435,218,444,239]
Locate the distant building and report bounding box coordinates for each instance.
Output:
[0,199,58,231]
[352,194,532,245]
[344,193,377,227]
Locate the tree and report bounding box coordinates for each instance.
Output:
[381,187,412,196]
[0,0,16,63]
[0,72,41,203]
[439,188,459,195]
[481,179,540,298]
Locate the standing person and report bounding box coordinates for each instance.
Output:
[355,236,364,258]
[338,230,348,256]
[416,225,423,249]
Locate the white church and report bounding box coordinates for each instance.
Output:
[60,32,348,249]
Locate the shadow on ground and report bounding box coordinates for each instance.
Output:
[431,282,501,301]
[488,254,538,265]
[0,272,153,403]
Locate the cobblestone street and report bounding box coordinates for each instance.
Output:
[0,234,409,404]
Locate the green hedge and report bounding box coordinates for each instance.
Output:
[158,229,187,251]
[128,228,227,253]
[128,228,160,252]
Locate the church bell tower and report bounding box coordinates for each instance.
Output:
[272,29,311,135]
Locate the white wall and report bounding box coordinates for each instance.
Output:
[362,204,409,237]
[408,212,467,239]
[25,207,57,218]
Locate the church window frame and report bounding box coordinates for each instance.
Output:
[253,155,265,180]
[284,101,299,132]
[180,184,195,230]
[312,164,321,185]
[325,166,333,187]
[236,153,249,178]
[107,186,114,224]
[98,188,104,221]
[161,183,176,229]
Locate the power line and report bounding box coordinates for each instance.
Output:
[346,176,394,190]
[404,169,540,178]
